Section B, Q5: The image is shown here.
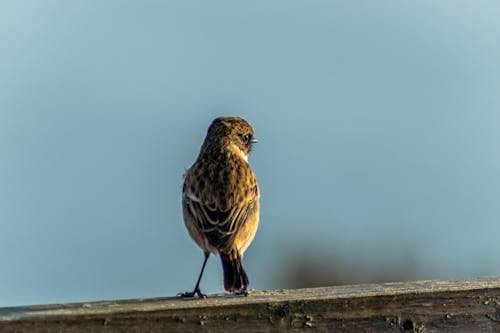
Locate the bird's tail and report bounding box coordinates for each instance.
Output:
[220,250,249,292]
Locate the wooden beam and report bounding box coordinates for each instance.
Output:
[1,277,500,332]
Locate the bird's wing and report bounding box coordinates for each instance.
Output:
[184,188,257,250]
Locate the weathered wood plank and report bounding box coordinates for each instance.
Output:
[1,277,499,332]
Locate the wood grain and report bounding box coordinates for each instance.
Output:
[1,277,500,332]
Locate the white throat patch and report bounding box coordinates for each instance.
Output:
[240,149,249,162]
[228,144,249,162]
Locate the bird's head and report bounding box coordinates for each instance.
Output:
[203,116,258,161]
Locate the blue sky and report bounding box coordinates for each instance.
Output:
[1,1,500,306]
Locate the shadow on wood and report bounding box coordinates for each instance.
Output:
[1,277,500,332]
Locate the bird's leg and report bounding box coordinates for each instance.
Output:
[179,252,209,298]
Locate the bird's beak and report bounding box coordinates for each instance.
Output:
[251,138,259,144]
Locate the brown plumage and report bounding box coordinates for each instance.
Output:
[181,116,260,297]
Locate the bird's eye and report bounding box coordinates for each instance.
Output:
[243,134,252,142]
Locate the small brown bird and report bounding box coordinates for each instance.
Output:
[181,116,260,297]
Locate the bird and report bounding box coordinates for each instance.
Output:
[180,116,260,297]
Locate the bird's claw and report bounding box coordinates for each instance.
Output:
[178,288,207,299]
[235,288,248,297]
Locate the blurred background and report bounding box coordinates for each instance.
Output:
[1,0,500,307]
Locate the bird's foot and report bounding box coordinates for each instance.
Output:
[235,288,249,297]
[178,288,207,299]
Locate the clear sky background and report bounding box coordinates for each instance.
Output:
[1,1,500,307]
